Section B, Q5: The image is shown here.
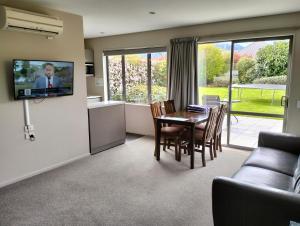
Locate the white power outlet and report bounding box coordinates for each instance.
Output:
[24,125,35,141]
[25,133,30,140]
[297,100,300,109]
[27,125,34,131]
[24,125,34,133]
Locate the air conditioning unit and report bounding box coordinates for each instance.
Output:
[0,5,63,37]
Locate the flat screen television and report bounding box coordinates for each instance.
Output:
[13,60,74,100]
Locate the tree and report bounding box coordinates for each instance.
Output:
[126,54,146,65]
[256,41,289,77]
[152,61,167,87]
[237,57,257,84]
[222,51,231,74]
[198,44,226,83]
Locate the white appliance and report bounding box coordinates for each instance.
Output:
[0,5,63,37]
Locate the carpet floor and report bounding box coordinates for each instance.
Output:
[0,137,249,226]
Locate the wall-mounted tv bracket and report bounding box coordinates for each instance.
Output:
[23,100,35,141]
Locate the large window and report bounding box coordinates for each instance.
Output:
[105,48,167,104]
[107,55,123,101]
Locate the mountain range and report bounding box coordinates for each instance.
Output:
[216,43,245,51]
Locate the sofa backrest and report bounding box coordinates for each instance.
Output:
[258,132,300,155]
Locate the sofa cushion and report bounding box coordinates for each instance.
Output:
[295,180,300,194]
[293,157,300,192]
[243,147,298,176]
[233,166,294,191]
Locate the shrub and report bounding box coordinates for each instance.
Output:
[212,75,239,87]
[252,75,287,85]
[151,85,167,102]
[256,41,289,77]
[152,61,167,87]
[237,57,257,84]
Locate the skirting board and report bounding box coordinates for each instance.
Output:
[90,139,125,155]
[0,152,90,189]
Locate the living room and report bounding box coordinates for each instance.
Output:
[0,0,300,225]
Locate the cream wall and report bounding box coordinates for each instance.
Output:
[0,2,90,187]
[125,104,154,136]
[85,12,300,135]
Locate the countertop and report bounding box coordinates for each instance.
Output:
[87,95,102,99]
[87,101,125,109]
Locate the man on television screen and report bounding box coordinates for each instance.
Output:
[34,63,62,89]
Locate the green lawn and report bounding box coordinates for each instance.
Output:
[199,87,285,115]
[111,85,285,116]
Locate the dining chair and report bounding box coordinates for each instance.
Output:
[213,104,227,157]
[195,95,221,131]
[195,106,219,166]
[180,106,219,166]
[164,99,176,114]
[202,94,239,123]
[150,102,184,161]
[164,99,188,154]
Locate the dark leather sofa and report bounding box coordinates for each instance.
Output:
[212,132,300,226]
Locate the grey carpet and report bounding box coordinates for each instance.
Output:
[0,137,249,226]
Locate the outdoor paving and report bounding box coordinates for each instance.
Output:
[221,115,283,148]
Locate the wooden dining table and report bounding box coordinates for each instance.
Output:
[155,111,209,169]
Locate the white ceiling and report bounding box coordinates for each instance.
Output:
[10,0,300,38]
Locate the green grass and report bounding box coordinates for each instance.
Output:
[199,87,285,115]
[110,84,285,116]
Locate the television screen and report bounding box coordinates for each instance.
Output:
[13,60,74,100]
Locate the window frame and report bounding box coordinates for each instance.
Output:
[105,47,167,104]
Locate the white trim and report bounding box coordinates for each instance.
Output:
[88,100,125,109]
[0,153,90,189]
[102,55,108,101]
[125,103,150,107]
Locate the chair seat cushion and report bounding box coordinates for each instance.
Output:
[195,123,206,130]
[195,130,205,142]
[243,147,298,176]
[233,166,294,191]
[180,129,204,142]
[171,124,186,129]
[161,126,182,135]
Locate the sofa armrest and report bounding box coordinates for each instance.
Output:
[212,177,300,226]
[258,131,300,155]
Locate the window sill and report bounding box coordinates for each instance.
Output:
[125,103,150,107]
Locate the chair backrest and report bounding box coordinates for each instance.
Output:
[214,104,227,137]
[202,95,220,107]
[203,106,219,141]
[164,100,176,114]
[150,102,162,127]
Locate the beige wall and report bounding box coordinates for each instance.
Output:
[0,2,90,186]
[85,12,300,135]
[125,104,154,136]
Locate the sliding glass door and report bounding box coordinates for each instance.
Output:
[198,36,292,148]
[198,42,232,145]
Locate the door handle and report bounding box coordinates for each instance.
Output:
[281,96,288,108]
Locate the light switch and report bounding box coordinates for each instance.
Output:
[297,100,300,109]
[95,78,104,87]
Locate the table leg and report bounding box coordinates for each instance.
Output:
[155,120,161,161]
[189,124,195,169]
